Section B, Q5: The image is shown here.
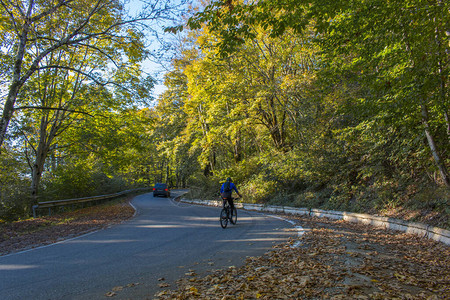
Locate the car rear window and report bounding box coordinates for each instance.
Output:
[155,183,167,188]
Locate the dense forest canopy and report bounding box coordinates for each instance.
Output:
[0,0,448,226]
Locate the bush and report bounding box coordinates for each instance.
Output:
[40,156,129,201]
[0,151,32,221]
[0,187,31,222]
[293,188,331,209]
[186,173,221,200]
[240,174,278,203]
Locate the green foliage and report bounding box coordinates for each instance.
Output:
[0,149,31,221]
[40,154,128,201]
[240,174,278,204]
[170,0,449,227]
[0,0,162,221]
[1,0,448,226]
[186,173,221,200]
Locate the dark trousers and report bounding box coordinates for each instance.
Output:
[223,197,235,213]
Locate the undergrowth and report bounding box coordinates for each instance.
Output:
[186,173,449,229]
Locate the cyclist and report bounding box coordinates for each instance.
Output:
[220,177,242,215]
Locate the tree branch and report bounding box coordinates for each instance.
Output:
[14,106,94,117]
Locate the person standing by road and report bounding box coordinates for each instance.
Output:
[220,177,242,215]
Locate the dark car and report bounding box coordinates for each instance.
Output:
[153,183,170,197]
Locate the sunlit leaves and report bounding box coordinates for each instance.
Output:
[151,0,450,210]
[156,214,450,299]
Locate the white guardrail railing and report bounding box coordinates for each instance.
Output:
[180,199,450,246]
[32,188,152,218]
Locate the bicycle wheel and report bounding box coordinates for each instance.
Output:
[230,207,237,225]
[220,208,228,228]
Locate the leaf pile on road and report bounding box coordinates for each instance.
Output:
[155,214,450,299]
[0,200,134,256]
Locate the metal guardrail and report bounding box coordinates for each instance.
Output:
[32,188,152,218]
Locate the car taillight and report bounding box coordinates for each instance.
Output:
[164,188,168,191]
[153,188,156,191]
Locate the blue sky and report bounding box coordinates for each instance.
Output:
[125,0,191,100]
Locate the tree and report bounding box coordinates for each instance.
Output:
[314,0,450,186]
[0,0,174,151]
[186,0,450,186]
[182,21,320,160]
[8,16,154,202]
[151,51,199,185]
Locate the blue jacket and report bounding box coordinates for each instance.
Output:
[220,182,239,194]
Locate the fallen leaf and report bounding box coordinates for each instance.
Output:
[126,282,139,287]
[156,291,167,297]
[189,286,199,295]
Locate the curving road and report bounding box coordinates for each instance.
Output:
[0,191,295,299]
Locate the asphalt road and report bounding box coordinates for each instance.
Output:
[0,191,295,299]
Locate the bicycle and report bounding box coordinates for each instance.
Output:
[220,197,238,228]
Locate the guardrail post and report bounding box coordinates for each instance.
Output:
[32,205,38,218]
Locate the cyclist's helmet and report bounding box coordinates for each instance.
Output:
[226,177,232,182]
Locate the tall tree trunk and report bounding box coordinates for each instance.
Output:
[0,86,20,151]
[165,164,170,184]
[0,46,29,151]
[259,96,285,150]
[30,116,51,203]
[421,103,450,187]
[198,104,216,176]
[233,129,242,163]
[445,109,450,141]
[30,104,62,202]
[30,161,44,204]
[0,1,34,152]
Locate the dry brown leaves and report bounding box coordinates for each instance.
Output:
[0,201,134,256]
[155,215,450,300]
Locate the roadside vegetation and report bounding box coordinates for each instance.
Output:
[1,0,449,231]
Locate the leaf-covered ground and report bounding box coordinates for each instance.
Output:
[155,214,450,300]
[0,200,135,256]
